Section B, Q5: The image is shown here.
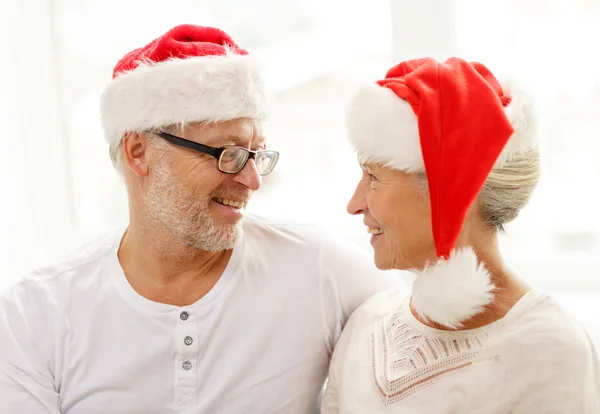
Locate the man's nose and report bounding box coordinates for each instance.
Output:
[233,158,261,191]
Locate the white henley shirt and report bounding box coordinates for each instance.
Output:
[0,214,400,413]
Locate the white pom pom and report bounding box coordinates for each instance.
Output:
[411,247,496,330]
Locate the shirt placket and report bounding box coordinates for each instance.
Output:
[174,309,199,409]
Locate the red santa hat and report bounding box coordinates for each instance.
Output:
[100,24,270,146]
[346,57,538,329]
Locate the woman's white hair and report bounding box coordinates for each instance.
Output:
[479,150,540,231]
[413,149,541,231]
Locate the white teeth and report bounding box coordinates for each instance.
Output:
[214,198,245,209]
[368,227,383,235]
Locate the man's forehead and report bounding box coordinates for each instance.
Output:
[212,133,266,147]
[186,119,266,147]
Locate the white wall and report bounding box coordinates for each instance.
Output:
[390,0,600,291]
[0,0,393,291]
[1,0,599,299]
[0,0,73,281]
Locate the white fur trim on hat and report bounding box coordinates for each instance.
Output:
[346,85,423,172]
[346,80,538,172]
[494,79,538,167]
[100,53,270,146]
[411,247,496,330]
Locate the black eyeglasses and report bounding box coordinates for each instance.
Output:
[156,132,279,176]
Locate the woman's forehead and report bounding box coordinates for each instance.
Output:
[360,162,387,174]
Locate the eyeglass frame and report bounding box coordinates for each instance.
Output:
[155,132,279,176]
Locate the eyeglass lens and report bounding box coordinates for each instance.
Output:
[218,148,278,175]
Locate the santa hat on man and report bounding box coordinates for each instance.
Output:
[100,24,270,147]
[346,57,538,329]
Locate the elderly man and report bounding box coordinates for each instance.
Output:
[0,25,397,413]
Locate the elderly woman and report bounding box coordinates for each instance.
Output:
[321,57,600,413]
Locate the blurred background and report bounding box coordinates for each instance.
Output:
[1,0,599,341]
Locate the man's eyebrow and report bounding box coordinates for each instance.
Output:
[210,134,247,146]
[252,140,267,149]
[210,134,267,150]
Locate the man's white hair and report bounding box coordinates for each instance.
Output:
[108,122,196,175]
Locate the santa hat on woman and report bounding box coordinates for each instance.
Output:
[346,57,538,329]
[100,24,270,147]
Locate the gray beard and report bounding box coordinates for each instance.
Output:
[142,161,243,254]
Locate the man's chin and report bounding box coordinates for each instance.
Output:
[200,225,241,251]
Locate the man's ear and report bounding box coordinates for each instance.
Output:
[122,132,150,177]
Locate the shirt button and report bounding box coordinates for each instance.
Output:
[180,311,189,321]
[184,336,193,346]
[182,361,192,370]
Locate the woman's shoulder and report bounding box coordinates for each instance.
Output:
[493,291,600,409]
[330,288,410,371]
[345,288,410,329]
[499,290,597,364]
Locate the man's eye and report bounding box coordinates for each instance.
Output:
[368,173,378,181]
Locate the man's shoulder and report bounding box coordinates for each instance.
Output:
[1,228,122,303]
[242,213,358,252]
[243,213,323,238]
[241,213,386,272]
